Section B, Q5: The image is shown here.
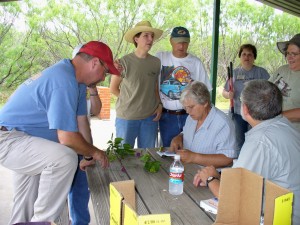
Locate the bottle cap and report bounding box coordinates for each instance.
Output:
[174,154,180,160]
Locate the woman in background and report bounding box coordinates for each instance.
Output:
[222,44,270,155]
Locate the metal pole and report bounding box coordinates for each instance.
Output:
[210,0,220,105]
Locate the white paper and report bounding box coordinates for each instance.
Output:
[156,151,176,157]
[200,197,218,214]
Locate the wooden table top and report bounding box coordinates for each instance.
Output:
[86,148,215,225]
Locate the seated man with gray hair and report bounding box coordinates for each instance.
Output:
[170,81,237,168]
[193,80,300,224]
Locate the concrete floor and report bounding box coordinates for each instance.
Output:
[0,111,116,225]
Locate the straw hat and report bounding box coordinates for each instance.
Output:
[124,21,163,43]
[277,33,300,55]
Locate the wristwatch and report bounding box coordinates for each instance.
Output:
[84,156,93,161]
[206,176,219,187]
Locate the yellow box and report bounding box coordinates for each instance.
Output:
[110,180,171,225]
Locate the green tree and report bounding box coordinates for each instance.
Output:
[1,0,300,106]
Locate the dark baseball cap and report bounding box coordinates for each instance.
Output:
[171,27,190,43]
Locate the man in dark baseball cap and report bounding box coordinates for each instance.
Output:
[170,26,190,43]
[156,26,212,148]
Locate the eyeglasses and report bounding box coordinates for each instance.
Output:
[99,60,109,74]
[285,52,300,57]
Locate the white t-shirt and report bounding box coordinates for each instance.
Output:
[156,51,212,111]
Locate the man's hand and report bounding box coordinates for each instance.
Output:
[193,166,219,187]
[92,150,109,168]
[170,134,183,151]
[227,91,234,99]
[152,104,162,121]
[114,59,123,73]
[80,158,96,171]
[176,149,196,164]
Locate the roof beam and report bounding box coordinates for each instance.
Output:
[255,0,300,18]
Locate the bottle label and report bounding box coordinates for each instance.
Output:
[169,172,184,184]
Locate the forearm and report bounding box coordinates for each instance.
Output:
[193,153,233,168]
[110,88,120,97]
[208,180,220,198]
[77,116,92,144]
[110,75,122,97]
[156,81,161,103]
[57,130,100,157]
[88,87,101,115]
[282,108,300,122]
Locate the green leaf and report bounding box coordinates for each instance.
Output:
[140,153,151,163]
[144,160,161,173]
[105,134,134,162]
[141,153,161,173]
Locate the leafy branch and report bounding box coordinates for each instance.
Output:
[140,153,161,173]
[106,134,135,162]
[106,134,161,173]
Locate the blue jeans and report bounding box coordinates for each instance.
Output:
[115,115,158,148]
[232,113,250,156]
[159,112,188,147]
[68,155,90,225]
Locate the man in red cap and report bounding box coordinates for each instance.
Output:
[0,41,119,224]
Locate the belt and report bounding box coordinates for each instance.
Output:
[0,126,8,131]
[162,108,187,115]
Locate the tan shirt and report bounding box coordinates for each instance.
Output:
[116,53,161,120]
[269,64,300,132]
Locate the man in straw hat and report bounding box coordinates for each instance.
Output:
[110,21,163,148]
[156,26,212,148]
[269,33,300,133]
[0,41,119,224]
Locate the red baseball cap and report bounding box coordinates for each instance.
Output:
[78,41,120,76]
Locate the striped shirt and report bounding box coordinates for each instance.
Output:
[182,106,237,158]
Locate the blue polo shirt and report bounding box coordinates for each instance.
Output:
[0,59,87,142]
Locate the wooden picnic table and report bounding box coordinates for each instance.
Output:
[86,148,216,225]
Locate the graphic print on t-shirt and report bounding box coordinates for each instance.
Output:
[160,65,191,100]
[24,73,42,85]
[275,77,291,97]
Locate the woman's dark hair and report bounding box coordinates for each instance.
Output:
[133,32,142,47]
[238,44,257,59]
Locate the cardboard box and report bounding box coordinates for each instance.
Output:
[213,168,293,225]
[110,180,171,225]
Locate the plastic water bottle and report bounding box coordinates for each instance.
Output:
[169,154,184,195]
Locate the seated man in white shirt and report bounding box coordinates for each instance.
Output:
[170,81,237,168]
[193,80,300,224]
